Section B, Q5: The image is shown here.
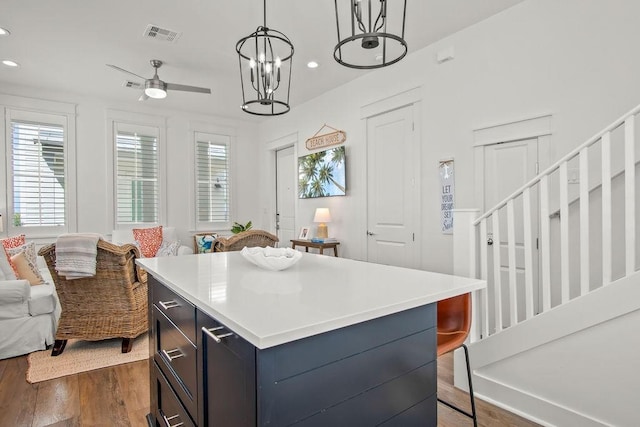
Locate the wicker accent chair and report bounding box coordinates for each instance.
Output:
[38,240,148,356]
[214,229,279,252]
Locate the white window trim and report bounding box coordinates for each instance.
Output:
[0,94,77,239]
[106,109,166,231]
[188,122,237,233]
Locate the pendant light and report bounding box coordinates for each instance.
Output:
[333,0,408,69]
[236,0,294,116]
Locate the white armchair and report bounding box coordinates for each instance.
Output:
[111,226,193,256]
[0,256,61,359]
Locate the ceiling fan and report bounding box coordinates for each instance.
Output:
[107,59,211,101]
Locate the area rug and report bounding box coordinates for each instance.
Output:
[26,335,149,383]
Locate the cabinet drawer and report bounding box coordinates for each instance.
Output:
[152,276,196,344]
[154,362,196,427]
[197,309,256,427]
[154,306,197,417]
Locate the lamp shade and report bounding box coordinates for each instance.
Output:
[313,208,332,223]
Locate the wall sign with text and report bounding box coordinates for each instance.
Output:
[439,159,455,234]
[305,124,346,150]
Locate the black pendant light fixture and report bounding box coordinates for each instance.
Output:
[236,0,294,116]
[333,0,408,69]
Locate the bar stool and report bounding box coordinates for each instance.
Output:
[437,293,478,426]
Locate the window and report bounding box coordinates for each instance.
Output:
[115,124,159,226]
[3,104,76,236]
[11,121,65,227]
[195,132,231,228]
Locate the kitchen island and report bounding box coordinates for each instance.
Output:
[138,252,485,427]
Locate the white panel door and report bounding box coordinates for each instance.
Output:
[367,105,418,268]
[484,138,539,328]
[276,146,296,247]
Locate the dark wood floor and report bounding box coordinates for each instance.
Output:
[0,352,540,426]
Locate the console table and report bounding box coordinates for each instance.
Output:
[290,239,340,256]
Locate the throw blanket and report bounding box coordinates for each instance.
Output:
[55,233,102,280]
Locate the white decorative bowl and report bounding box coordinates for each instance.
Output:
[240,246,302,271]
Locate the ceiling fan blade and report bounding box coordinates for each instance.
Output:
[106,64,147,81]
[166,83,211,94]
[138,92,149,102]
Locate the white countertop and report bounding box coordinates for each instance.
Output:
[137,252,485,349]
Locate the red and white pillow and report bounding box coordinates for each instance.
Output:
[1,235,44,285]
[2,234,26,278]
[132,225,164,258]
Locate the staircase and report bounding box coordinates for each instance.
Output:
[454,104,640,426]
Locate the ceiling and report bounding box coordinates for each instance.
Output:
[0,0,523,121]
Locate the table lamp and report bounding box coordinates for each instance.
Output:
[313,208,332,239]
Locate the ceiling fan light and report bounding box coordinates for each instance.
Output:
[145,87,167,99]
[145,80,167,99]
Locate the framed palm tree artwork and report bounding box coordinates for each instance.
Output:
[298,146,346,198]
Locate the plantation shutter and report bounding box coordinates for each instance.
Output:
[10,120,66,227]
[116,129,158,225]
[195,133,230,225]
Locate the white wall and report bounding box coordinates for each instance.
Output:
[0,83,260,245]
[258,0,640,272]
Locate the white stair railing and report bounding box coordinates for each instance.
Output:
[461,103,640,339]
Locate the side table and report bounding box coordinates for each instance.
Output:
[290,239,340,257]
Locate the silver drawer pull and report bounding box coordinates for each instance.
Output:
[162,413,184,427]
[161,348,185,361]
[159,300,180,310]
[202,326,234,343]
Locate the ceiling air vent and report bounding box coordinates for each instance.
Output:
[143,24,182,43]
[123,81,142,89]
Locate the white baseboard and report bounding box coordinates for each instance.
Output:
[473,373,610,427]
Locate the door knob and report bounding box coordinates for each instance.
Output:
[367,231,375,236]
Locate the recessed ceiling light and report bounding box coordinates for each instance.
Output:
[2,60,19,67]
[0,27,10,36]
[307,61,319,69]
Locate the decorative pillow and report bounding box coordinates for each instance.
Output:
[5,241,38,266]
[10,251,44,285]
[156,240,181,257]
[1,234,26,250]
[4,240,36,278]
[196,234,217,253]
[1,234,27,277]
[132,226,163,258]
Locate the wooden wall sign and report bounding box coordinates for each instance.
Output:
[306,124,346,150]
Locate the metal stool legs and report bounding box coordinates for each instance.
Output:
[437,344,478,426]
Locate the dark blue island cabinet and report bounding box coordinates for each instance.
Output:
[148,276,438,427]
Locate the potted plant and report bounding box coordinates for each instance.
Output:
[231,221,252,234]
